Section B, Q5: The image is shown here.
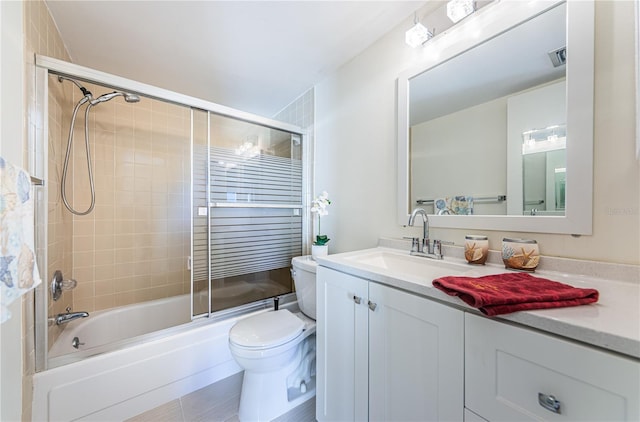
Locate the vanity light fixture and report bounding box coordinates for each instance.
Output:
[446,0,475,23]
[405,13,433,48]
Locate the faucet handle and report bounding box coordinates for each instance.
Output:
[403,236,420,253]
[431,240,453,259]
[423,238,432,254]
[432,240,441,257]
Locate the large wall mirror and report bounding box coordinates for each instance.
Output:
[397,0,594,234]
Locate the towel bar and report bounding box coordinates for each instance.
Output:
[416,195,506,205]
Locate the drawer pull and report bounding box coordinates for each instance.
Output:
[368,300,377,311]
[538,393,561,414]
[353,295,362,304]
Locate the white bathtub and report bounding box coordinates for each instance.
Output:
[48,294,192,359]
[33,295,296,421]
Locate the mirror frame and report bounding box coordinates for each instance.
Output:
[397,0,594,235]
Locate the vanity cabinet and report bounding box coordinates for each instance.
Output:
[316,266,464,421]
[465,313,640,421]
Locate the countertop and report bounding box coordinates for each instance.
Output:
[315,246,640,360]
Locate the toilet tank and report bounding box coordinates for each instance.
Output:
[291,256,317,320]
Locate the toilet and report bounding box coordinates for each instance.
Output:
[229,255,317,421]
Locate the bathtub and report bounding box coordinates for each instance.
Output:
[33,294,297,421]
[48,294,193,361]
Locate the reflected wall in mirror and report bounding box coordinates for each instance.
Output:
[397,0,594,234]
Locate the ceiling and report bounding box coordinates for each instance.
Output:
[45,0,429,119]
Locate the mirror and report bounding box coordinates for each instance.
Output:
[397,0,594,234]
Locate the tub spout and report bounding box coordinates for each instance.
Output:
[55,311,89,325]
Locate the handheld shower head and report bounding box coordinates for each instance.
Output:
[90,92,121,105]
[90,91,141,105]
[123,93,140,103]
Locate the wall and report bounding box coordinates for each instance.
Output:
[411,96,507,215]
[21,1,75,419]
[46,67,74,349]
[45,78,192,351]
[65,82,191,314]
[1,1,25,420]
[315,0,639,265]
[273,88,314,253]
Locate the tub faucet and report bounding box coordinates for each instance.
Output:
[55,308,89,325]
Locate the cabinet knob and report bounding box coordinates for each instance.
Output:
[353,295,362,304]
[538,392,561,414]
[368,300,377,311]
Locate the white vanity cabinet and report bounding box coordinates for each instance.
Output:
[316,266,369,421]
[465,313,640,421]
[316,266,464,421]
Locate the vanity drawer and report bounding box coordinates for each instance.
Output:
[465,313,640,422]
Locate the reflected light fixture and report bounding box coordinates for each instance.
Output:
[405,13,433,48]
[447,0,475,23]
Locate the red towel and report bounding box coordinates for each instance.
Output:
[433,272,599,316]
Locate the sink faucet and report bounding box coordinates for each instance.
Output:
[407,207,445,259]
[54,307,89,325]
[408,208,430,253]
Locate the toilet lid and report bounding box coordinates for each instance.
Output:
[230,309,304,348]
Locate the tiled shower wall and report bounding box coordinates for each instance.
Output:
[274,88,314,253]
[24,1,72,418]
[66,82,192,313]
[274,88,314,130]
[46,73,75,346]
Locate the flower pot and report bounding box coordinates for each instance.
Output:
[312,244,328,261]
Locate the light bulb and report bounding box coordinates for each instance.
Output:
[447,0,475,23]
[405,22,433,48]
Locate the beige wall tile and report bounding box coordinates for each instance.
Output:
[93,264,115,281]
[94,294,115,311]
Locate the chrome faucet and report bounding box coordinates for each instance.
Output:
[408,208,430,253]
[54,307,89,325]
[407,207,444,259]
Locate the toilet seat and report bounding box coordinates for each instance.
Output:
[230,309,304,349]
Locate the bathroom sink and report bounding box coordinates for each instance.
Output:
[342,249,469,280]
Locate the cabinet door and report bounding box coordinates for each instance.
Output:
[368,282,464,422]
[316,266,369,422]
[466,313,640,421]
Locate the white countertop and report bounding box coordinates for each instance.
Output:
[316,246,640,360]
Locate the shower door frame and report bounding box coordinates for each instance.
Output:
[33,55,310,371]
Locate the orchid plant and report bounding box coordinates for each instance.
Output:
[311,191,331,246]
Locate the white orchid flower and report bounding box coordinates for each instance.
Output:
[311,191,331,216]
[311,191,332,245]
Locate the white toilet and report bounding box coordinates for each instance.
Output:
[229,256,317,421]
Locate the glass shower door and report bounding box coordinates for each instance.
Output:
[192,113,303,318]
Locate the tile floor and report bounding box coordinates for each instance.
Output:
[126,372,316,422]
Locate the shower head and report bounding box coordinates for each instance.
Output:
[90,91,141,105]
[124,93,141,103]
[58,75,93,99]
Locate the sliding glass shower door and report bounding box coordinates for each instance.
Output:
[192,113,303,317]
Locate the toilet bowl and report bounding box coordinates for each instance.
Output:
[229,256,318,421]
